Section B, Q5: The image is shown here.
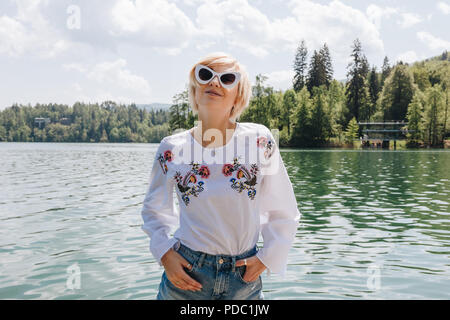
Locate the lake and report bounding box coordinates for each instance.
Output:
[0,142,449,299]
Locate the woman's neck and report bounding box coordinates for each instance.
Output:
[191,119,237,148]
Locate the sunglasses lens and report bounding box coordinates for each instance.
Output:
[198,68,213,81]
[220,73,236,85]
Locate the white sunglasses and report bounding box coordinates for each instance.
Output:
[195,64,241,89]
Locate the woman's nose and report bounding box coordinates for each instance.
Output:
[210,75,221,86]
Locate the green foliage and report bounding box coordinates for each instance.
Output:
[310,86,332,145]
[405,91,424,145]
[282,89,297,136]
[345,38,370,122]
[0,101,171,143]
[290,87,312,147]
[344,117,359,144]
[306,43,333,94]
[169,88,195,132]
[368,66,381,117]
[381,56,392,87]
[378,63,415,121]
[293,40,308,92]
[2,43,448,149]
[422,85,446,146]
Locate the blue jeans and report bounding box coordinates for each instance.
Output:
[156,241,264,300]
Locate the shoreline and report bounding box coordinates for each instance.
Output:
[1,140,449,150]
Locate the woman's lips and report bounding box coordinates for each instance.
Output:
[206,91,222,97]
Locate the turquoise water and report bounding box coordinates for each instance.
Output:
[0,142,449,299]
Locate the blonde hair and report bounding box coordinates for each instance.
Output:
[188,52,252,123]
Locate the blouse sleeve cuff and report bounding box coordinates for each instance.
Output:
[256,250,288,278]
[153,237,179,267]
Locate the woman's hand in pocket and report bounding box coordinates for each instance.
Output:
[161,248,203,292]
[235,256,267,282]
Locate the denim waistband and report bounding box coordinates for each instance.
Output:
[174,240,258,272]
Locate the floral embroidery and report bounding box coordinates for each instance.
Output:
[222,157,259,200]
[257,135,275,159]
[198,165,210,179]
[173,161,210,206]
[158,149,173,174]
[222,164,234,177]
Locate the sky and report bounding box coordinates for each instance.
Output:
[0,0,449,109]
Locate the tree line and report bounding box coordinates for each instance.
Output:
[0,40,448,147]
[237,39,449,148]
[0,101,171,143]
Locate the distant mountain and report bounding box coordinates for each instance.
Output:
[136,103,172,111]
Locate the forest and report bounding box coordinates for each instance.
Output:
[1,39,448,148]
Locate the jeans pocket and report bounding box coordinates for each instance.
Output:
[184,261,197,273]
[236,265,259,285]
[177,250,198,273]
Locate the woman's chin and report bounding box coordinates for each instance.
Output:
[202,101,226,109]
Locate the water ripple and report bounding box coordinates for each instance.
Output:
[0,143,449,299]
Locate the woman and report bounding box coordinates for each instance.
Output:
[141,52,300,300]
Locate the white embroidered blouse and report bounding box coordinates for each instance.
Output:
[140,121,301,277]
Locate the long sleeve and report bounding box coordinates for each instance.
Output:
[255,129,301,278]
[141,138,179,267]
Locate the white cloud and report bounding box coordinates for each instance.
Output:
[0,0,386,62]
[398,13,422,28]
[194,0,385,60]
[396,50,419,64]
[437,2,450,14]
[195,0,274,57]
[62,63,88,73]
[180,0,208,6]
[110,0,197,55]
[63,58,153,103]
[263,69,295,90]
[88,59,151,93]
[195,41,217,51]
[279,0,385,61]
[366,5,422,30]
[417,31,450,51]
[366,4,397,29]
[0,0,70,57]
[0,15,27,56]
[0,0,199,58]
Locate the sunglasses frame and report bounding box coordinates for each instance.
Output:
[195,64,241,89]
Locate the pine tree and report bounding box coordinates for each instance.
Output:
[379,64,415,121]
[252,74,269,126]
[405,91,424,146]
[344,117,359,144]
[293,40,308,92]
[345,38,370,122]
[368,66,381,119]
[381,56,391,87]
[327,80,348,142]
[290,87,312,147]
[282,89,297,136]
[306,50,322,93]
[320,43,334,87]
[306,44,334,94]
[310,86,331,144]
[169,88,190,131]
[423,85,445,146]
[440,75,449,146]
